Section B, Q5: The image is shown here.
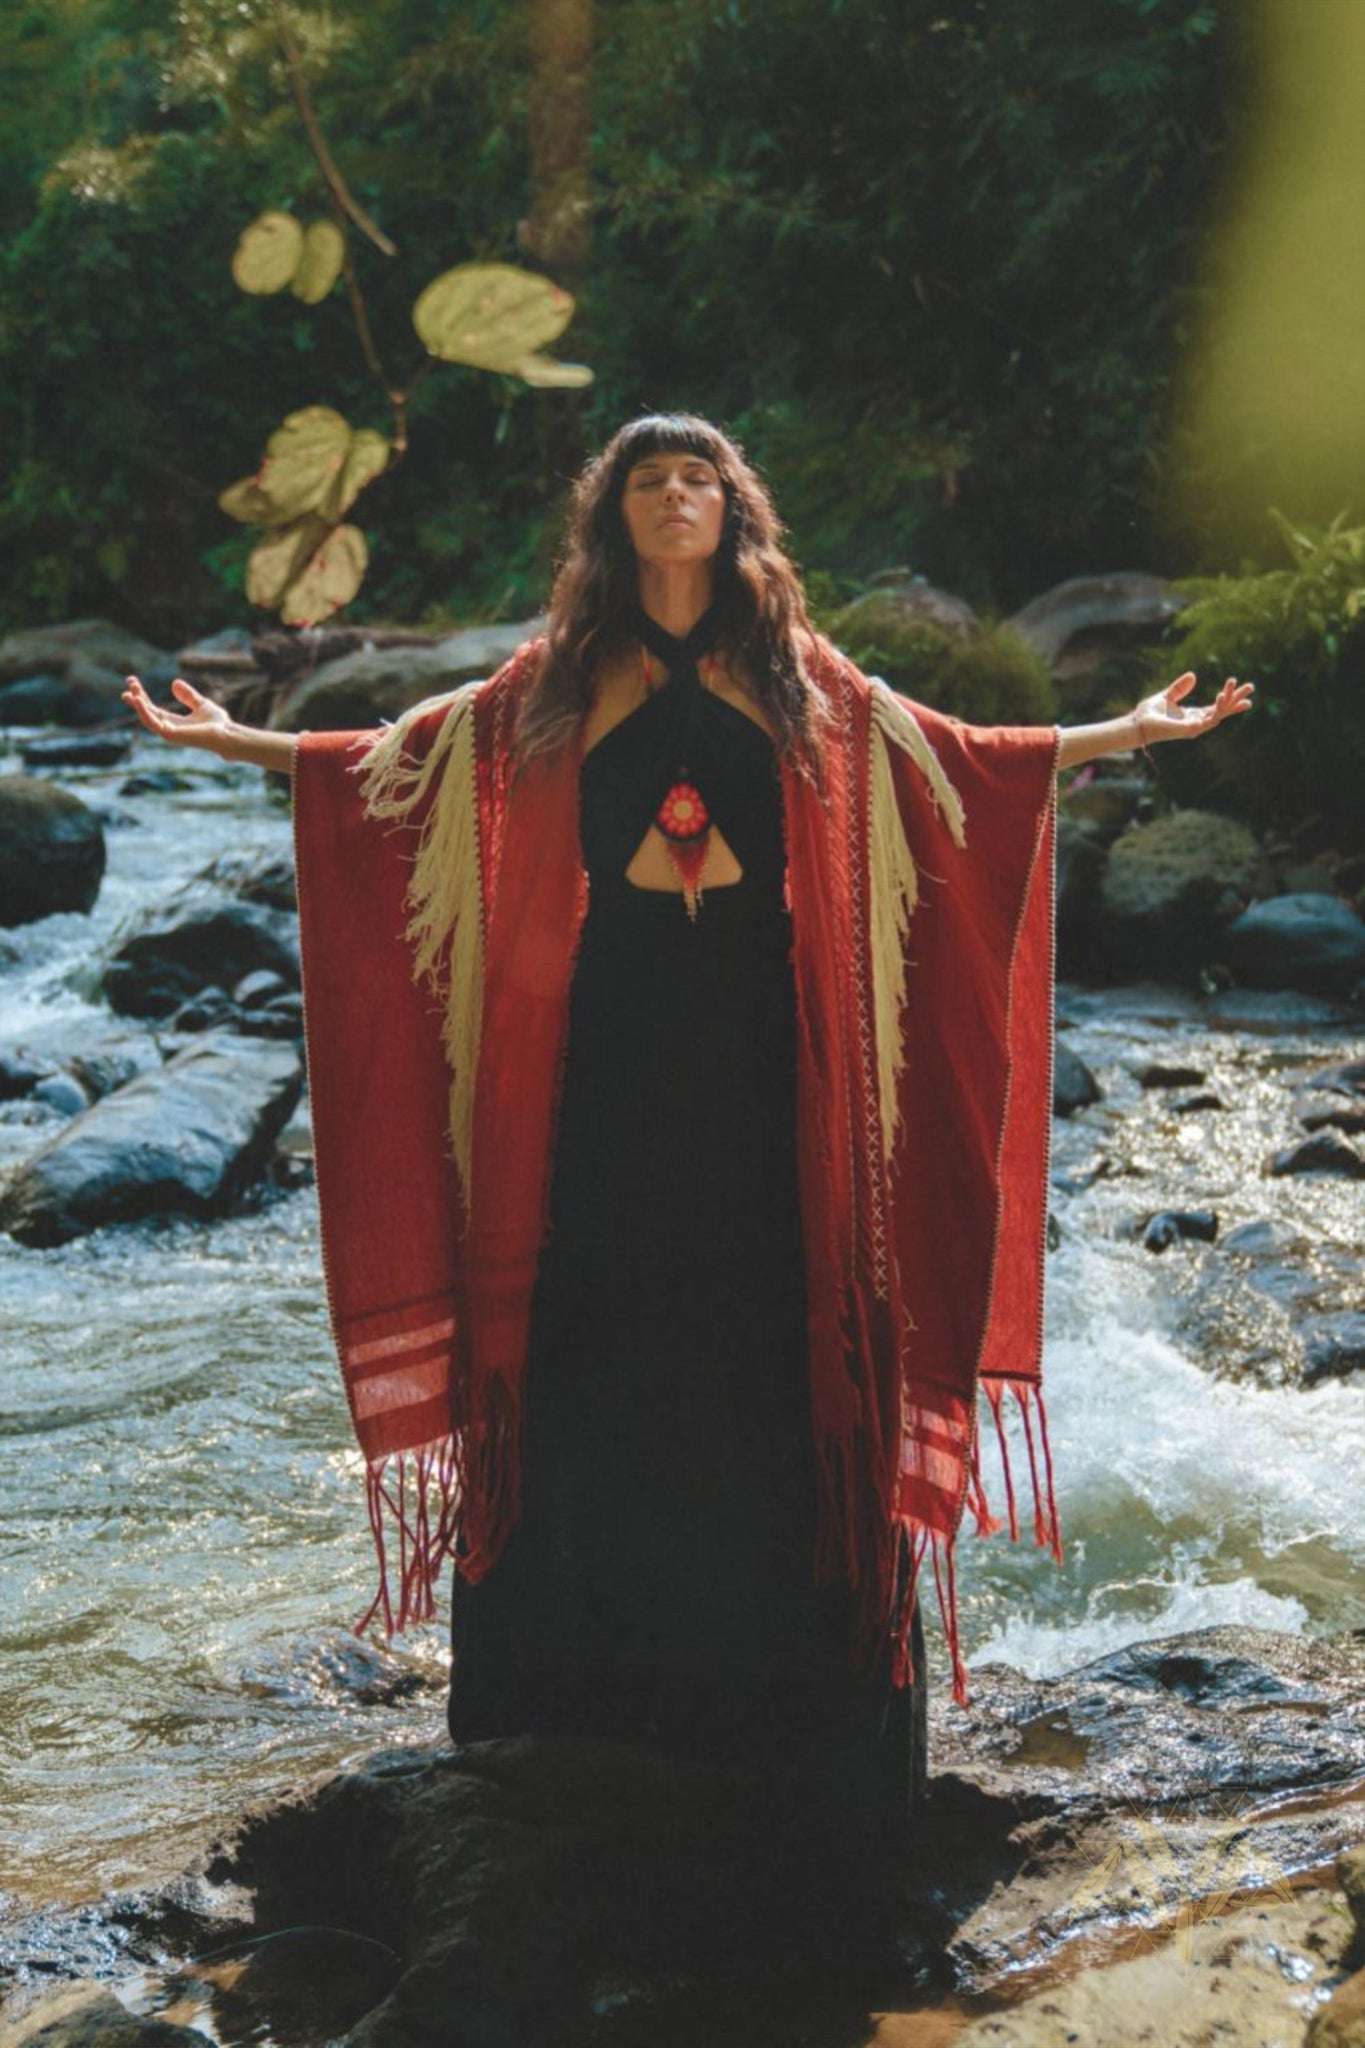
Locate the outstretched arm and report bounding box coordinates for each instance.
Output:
[122,674,300,775]
[1056,672,1254,773]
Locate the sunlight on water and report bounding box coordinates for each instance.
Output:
[1,733,1362,1909]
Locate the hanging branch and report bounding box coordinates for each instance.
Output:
[275,9,397,258]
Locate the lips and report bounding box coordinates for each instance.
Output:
[660,515,694,529]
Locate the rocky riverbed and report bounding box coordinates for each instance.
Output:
[1,611,1362,2046]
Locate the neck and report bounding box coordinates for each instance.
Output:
[635,560,715,640]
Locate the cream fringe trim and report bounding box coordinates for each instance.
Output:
[866,677,967,1165]
[348,682,484,1206]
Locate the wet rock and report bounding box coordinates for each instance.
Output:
[0,1033,303,1247]
[66,1041,162,1103]
[1172,1090,1224,1112]
[1100,810,1263,979]
[1301,1313,1365,1387]
[1303,1058,1365,1098]
[232,969,288,1009]
[1054,816,1105,975]
[1059,774,1146,841]
[1221,892,1365,997]
[103,903,298,1020]
[18,733,133,771]
[1221,1218,1309,1258]
[1339,1844,1365,1950]
[1203,985,1362,1032]
[272,618,546,731]
[0,776,106,926]
[191,851,296,914]
[1141,1208,1218,1252]
[31,1074,92,1119]
[1135,1060,1207,1088]
[1296,1091,1365,1135]
[118,771,191,797]
[0,1983,214,2044]
[952,1887,1352,2048]
[1053,1042,1101,1118]
[1267,1131,1365,1179]
[143,1928,400,2048]
[0,619,178,694]
[0,667,121,729]
[0,1047,58,1100]
[1005,572,1186,678]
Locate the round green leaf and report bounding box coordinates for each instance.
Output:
[412,262,575,372]
[245,516,330,609]
[290,219,346,305]
[281,524,368,626]
[513,354,594,389]
[327,428,390,520]
[232,211,305,295]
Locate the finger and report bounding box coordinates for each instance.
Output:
[1166,672,1197,702]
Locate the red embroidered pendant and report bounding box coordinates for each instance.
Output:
[655,778,711,920]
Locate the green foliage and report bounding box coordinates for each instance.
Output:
[834,604,1058,726]
[0,0,1251,647]
[1151,513,1365,839]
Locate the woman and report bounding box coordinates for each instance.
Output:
[124,413,1251,1859]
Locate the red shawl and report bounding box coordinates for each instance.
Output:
[293,637,1062,1707]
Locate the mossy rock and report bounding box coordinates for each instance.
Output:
[833,595,1057,726]
[1100,809,1265,978]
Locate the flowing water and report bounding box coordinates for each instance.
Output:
[2,736,1362,1914]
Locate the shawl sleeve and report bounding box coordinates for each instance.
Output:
[879,691,1063,1564]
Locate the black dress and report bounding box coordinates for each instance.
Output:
[447,667,926,1850]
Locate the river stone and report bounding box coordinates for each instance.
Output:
[19,733,133,771]
[1053,1042,1101,1117]
[271,617,546,731]
[1055,816,1105,974]
[0,1984,214,2045]
[1221,1219,1309,1258]
[0,664,123,729]
[1340,1844,1365,1947]
[187,1625,1365,2044]
[1267,1130,1365,1179]
[103,902,299,1019]
[1005,571,1186,671]
[0,1033,303,1247]
[1220,892,1365,997]
[831,578,980,649]
[0,619,178,692]
[31,1074,91,1118]
[1,1048,61,1101]
[1295,1091,1365,1135]
[1099,810,1262,978]
[1141,1208,1218,1253]
[1059,774,1145,841]
[0,776,106,926]
[191,850,296,914]
[1301,1312,1365,1388]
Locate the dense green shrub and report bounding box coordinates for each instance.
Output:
[832,605,1057,726]
[1149,514,1365,842]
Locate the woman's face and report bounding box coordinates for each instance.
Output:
[619,449,727,570]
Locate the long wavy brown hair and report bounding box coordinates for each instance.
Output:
[512,413,832,776]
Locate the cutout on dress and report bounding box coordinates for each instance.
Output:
[624,822,744,894]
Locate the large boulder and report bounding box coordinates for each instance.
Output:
[0,659,132,730]
[0,618,178,690]
[1099,809,1264,978]
[1218,892,1365,997]
[0,1983,214,2045]
[103,901,299,1019]
[0,776,106,926]
[0,1033,303,1246]
[831,575,980,647]
[1005,572,1187,682]
[272,617,546,731]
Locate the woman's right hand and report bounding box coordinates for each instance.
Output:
[123,675,235,756]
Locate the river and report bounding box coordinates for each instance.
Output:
[2,734,1362,1913]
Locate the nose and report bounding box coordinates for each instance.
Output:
[662,469,688,502]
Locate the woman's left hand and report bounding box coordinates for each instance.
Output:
[1134,672,1255,745]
